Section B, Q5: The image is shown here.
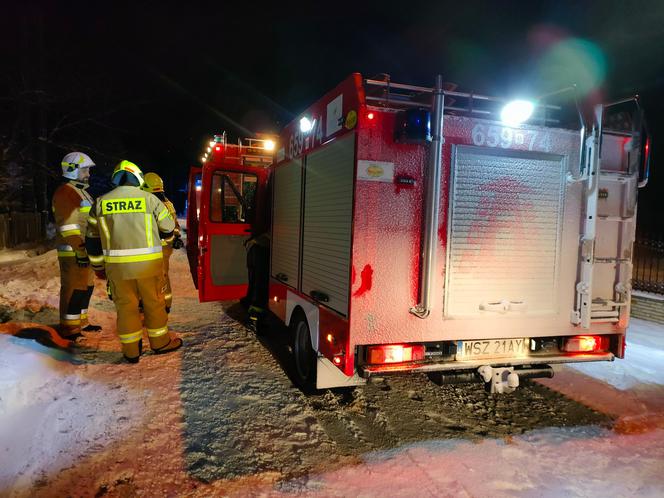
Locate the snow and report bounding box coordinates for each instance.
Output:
[0,338,140,493]
[567,318,664,390]
[0,246,663,497]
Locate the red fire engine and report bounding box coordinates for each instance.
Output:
[187,74,651,393]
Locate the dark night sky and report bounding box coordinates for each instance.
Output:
[2,0,664,224]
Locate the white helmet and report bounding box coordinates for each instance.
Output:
[61,152,95,180]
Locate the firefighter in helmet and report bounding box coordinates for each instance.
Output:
[141,172,183,313]
[52,152,102,338]
[85,160,182,362]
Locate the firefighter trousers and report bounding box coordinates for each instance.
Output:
[245,243,269,310]
[109,275,170,358]
[162,245,173,310]
[58,258,94,336]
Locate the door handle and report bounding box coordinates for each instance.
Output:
[479,300,527,313]
[479,301,509,313]
[275,273,289,282]
[310,290,329,303]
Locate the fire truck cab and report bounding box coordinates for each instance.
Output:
[189,74,651,393]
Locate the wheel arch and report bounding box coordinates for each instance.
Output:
[286,291,319,352]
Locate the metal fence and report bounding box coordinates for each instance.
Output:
[0,212,46,249]
[633,233,664,295]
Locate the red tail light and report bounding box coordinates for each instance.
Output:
[562,335,609,353]
[367,344,425,364]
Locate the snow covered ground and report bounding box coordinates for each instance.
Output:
[0,247,663,497]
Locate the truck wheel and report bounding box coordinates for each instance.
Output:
[292,313,317,391]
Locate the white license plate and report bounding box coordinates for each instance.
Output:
[456,338,529,360]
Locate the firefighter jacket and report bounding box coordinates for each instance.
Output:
[86,186,176,280]
[52,180,94,259]
[162,198,181,240]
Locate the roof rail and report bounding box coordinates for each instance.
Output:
[364,77,562,126]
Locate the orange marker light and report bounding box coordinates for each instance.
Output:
[333,356,342,365]
[367,344,425,364]
[562,335,609,353]
[326,333,334,343]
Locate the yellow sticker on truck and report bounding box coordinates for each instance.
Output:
[101,198,147,214]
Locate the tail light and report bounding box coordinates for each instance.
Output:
[367,344,425,365]
[562,335,609,353]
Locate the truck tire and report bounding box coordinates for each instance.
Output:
[291,312,317,391]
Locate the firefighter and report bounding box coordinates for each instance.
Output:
[141,172,183,313]
[241,231,270,331]
[52,152,102,338]
[85,160,182,363]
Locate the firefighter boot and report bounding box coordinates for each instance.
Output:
[80,284,102,332]
[58,258,92,338]
[247,305,268,336]
[123,339,143,363]
[153,334,183,354]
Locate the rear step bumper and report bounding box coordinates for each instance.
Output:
[429,365,554,385]
[358,352,614,379]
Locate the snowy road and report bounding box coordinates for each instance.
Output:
[0,248,663,497]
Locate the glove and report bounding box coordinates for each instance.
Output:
[75,251,90,268]
[172,236,184,250]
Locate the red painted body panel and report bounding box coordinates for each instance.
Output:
[349,112,583,350]
[318,306,352,376]
[277,73,364,164]
[268,279,288,322]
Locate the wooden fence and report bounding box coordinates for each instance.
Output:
[0,212,46,249]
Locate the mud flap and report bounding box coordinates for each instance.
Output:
[316,357,366,389]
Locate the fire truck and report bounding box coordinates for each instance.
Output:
[187,74,651,393]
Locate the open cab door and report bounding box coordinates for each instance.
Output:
[192,136,272,302]
[186,166,202,287]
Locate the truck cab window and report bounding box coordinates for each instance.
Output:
[210,171,258,223]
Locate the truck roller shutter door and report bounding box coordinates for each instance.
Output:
[301,133,355,316]
[271,159,302,288]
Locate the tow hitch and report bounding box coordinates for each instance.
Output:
[478,365,555,394]
[478,366,519,394]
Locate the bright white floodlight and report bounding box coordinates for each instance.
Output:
[501,100,534,126]
[299,117,313,133]
[263,139,276,151]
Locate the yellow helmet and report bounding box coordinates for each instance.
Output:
[142,172,164,193]
[111,160,144,187]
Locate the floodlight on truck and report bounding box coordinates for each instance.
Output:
[500,99,535,126]
[299,117,314,133]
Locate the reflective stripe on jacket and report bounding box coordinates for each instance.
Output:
[52,181,94,258]
[86,186,176,280]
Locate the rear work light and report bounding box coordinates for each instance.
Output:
[367,344,425,365]
[562,335,609,353]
